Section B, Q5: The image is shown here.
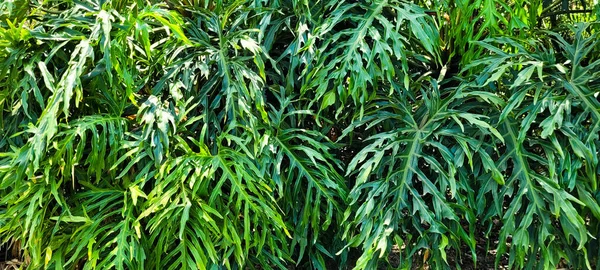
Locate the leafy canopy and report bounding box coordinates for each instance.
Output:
[1,0,599,269]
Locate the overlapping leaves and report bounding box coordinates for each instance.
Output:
[303,0,440,117]
[1,0,600,269]
[467,23,600,269]
[340,81,506,269]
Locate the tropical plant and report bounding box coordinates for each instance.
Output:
[0,0,599,269]
[464,23,600,269]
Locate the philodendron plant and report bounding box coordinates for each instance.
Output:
[0,0,599,269]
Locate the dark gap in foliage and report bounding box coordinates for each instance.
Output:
[0,242,9,261]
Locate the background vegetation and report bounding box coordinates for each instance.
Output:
[1,0,599,269]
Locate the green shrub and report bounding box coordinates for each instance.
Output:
[0,0,599,269]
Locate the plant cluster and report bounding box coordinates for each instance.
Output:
[1,0,599,269]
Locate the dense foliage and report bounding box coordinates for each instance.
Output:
[1,0,599,269]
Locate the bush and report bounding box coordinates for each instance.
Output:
[0,0,599,269]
